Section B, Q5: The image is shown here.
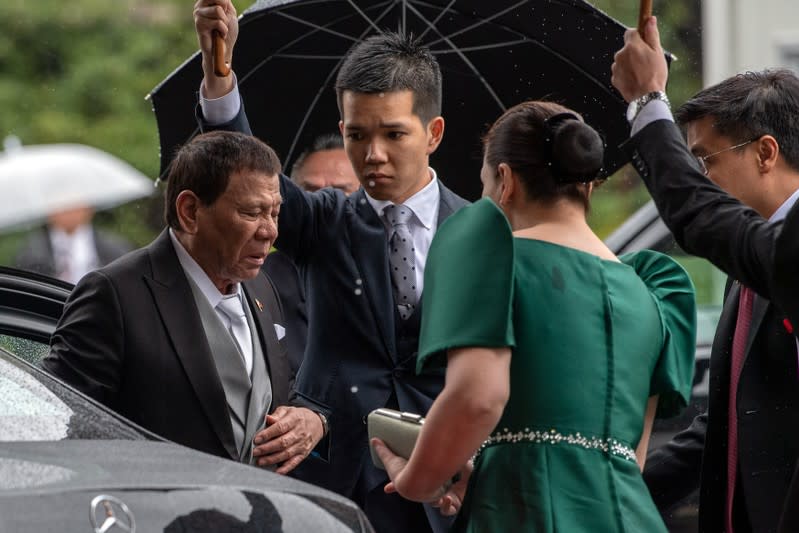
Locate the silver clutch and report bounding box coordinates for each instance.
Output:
[367,408,424,470]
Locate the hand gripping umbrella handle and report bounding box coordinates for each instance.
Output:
[212,31,231,77]
[638,0,653,37]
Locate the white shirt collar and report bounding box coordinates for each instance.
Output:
[769,187,799,223]
[168,228,242,308]
[365,168,440,229]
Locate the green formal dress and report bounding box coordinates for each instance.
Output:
[418,198,696,532]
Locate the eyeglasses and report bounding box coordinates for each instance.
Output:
[696,138,757,175]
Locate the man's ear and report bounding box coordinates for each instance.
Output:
[756,134,779,173]
[339,120,345,136]
[175,190,201,234]
[426,116,445,155]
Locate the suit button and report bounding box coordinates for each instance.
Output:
[392,369,404,378]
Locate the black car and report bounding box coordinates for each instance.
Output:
[0,266,373,533]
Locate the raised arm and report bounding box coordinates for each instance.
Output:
[194,0,238,100]
[612,17,782,299]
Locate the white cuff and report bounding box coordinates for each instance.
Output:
[199,73,241,125]
[631,99,674,136]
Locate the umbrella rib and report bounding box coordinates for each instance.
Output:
[422,0,530,47]
[274,53,349,59]
[409,0,615,100]
[344,0,384,33]
[283,1,399,162]
[274,10,360,43]
[430,38,530,54]
[403,1,506,110]
[417,0,459,41]
[239,2,394,86]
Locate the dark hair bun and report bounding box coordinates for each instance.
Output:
[547,115,604,183]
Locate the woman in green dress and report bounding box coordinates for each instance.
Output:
[372,100,696,531]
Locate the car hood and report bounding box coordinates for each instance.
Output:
[0,440,373,533]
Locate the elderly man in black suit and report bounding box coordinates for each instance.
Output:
[42,131,319,464]
[612,16,799,533]
[194,1,468,531]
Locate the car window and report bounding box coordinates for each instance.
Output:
[0,334,49,366]
[0,348,153,442]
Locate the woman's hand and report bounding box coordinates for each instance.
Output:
[372,437,471,513]
[431,461,472,516]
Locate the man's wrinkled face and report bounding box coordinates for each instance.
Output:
[340,90,442,204]
[193,170,281,292]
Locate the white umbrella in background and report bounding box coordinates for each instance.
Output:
[0,141,155,230]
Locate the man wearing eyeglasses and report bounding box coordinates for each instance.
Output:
[611,16,799,533]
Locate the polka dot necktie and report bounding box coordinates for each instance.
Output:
[384,204,416,320]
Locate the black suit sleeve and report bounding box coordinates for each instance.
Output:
[42,270,124,407]
[622,119,782,300]
[643,411,706,509]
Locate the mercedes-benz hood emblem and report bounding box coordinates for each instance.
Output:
[90,494,136,533]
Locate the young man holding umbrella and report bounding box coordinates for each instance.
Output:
[193,2,467,532]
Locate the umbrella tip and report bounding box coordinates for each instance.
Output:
[3,135,22,153]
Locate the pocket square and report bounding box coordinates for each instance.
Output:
[273,323,286,340]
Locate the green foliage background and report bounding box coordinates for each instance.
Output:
[0,0,702,265]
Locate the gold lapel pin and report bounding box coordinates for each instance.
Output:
[255,298,264,312]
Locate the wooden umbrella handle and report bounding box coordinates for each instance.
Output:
[212,31,231,77]
[638,0,653,37]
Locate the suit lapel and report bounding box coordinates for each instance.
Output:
[348,189,397,358]
[143,230,238,459]
[243,274,289,408]
[436,182,466,226]
[744,291,769,359]
[343,184,466,361]
[709,281,740,399]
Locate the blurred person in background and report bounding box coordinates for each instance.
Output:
[290,132,360,194]
[14,205,132,285]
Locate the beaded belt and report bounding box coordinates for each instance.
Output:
[475,427,637,463]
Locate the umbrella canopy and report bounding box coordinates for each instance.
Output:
[0,144,154,230]
[150,0,650,201]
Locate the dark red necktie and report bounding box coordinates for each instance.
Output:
[726,285,754,533]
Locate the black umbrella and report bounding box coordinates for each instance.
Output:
[149,0,649,201]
